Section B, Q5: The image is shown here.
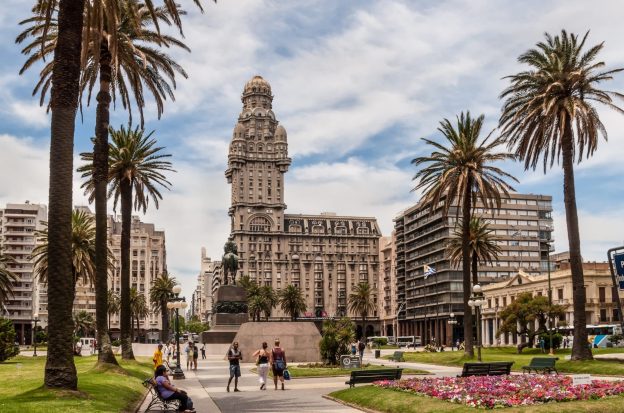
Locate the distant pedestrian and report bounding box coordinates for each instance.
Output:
[271,339,287,390]
[253,342,270,390]
[201,344,206,359]
[184,342,192,370]
[153,344,164,370]
[455,339,460,351]
[358,340,366,360]
[192,343,199,371]
[539,337,545,353]
[350,341,357,355]
[226,342,243,392]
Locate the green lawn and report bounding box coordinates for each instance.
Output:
[249,364,428,378]
[330,385,624,413]
[386,347,624,375]
[0,355,153,413]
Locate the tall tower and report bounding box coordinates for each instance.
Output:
[225,75,291,235]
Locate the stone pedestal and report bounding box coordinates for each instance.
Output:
[201,285,248,345]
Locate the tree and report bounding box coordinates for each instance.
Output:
[107,290,120,332]
[278,285,307,321]
[412,112,517,357]
[0,252,18,307]
[150,272,177,342]
[261,285,278,321]
[130,288,149,343]
[0,317,19,362]
[186,320,209,335]
[319,317,355,365]
[500,30,624,361]
[348,282,375,340]
[73,310,95,337]
[497,292,567,353]
[447,217,502,285]
[79,125,174,360]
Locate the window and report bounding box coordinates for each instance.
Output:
[558,288,564,301]
[356,227,369,235]
[249,216,271,232]
[599,287,606,303]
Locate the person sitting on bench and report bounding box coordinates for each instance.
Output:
[154,365,195,412]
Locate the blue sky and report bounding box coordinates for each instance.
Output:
[1,0,624,298]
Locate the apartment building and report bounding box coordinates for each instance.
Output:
[378,235,398,337]
[224,76,381,329]
[394,193,554,346]
[0,202,47,344]
[195,249,222,325]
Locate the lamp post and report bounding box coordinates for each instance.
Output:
[167,285,188,380]
[546,236,554,356]
[448,312,457,350]
[31,313,39,357]
[468,284,486,362]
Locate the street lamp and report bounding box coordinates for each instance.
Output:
[546,236,555,356]
[448,313,458,350]
[167,285,188,380]
[31,313,39,357]
[468,284,486,362]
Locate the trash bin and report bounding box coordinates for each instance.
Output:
[375,349,380,358]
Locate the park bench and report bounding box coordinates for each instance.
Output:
[522,357,558,374]
[345,368,403,388]
[142,378,180,412]
[391,351,405,362]
[458,362,514,377]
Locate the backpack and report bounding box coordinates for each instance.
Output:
[358,342,365,351]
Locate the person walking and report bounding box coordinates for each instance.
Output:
[539,337,545,353]
[226,342,243,392]
[358,340,366,361]
[192,342,199,371]
[350,341,357,356]
[252,342,270,390]
[152,343,164,370]
[271,339,287,391]
[201,344,206,360]
[184,342,192,370]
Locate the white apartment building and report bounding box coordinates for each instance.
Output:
[0,202,47,345]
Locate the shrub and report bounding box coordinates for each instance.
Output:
[112,339,121,347]
[319,317,355,364]
[609,334,624,346]
[0,317,19,362]
[372,337,388,347]
[423,344,437,352]
[539,332,562,350]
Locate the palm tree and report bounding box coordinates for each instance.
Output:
[73,310,95,337]
[261,285,278,321]
[412,112,517,357]
[150,272,177,342]
[0,252,18,307]
[278,285,307,321]
[18,1,189,367]
[78,125,174,360]
[107,290,120,332]
[348,282,376,340]
[500,31,624,361]
[130,288,149,343]
[447,217,502,286]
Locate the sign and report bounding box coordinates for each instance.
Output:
[340,355,361,369]
[572,374,592,386]
[615,253,624,289]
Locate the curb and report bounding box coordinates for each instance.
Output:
[132,386,150,413]
[322,393,382,413]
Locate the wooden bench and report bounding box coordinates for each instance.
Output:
[522,357,558,374]
[142,378,180,412]
[345,368,403,388]
[458,362,514,377]
[391,351,405,362]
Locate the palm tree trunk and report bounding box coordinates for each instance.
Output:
[44,0,85,390]
[462,186,474,357]
[471,252,478,286]
[161,299,168,342]
[120,179,135,359]
[94,39,118,366]
[562,120,592,361]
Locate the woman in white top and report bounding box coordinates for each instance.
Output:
[252,342,270,390]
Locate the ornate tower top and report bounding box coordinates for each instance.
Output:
[241,75,273,110]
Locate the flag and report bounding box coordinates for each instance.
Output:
[424,264,436,279]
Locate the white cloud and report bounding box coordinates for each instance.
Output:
[9,101,49,128]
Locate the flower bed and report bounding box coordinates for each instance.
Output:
[374,375,624,409]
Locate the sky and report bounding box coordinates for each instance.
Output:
[1,0,624,299]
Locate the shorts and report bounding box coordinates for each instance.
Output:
[229,364,241,378]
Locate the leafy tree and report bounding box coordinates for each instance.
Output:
[73,310,95,337]
[348,282,375,340]
[79,125,174,359]
[279,285,307,321]
[412,112,517,356]
[130,287,149,342]
[500,30,624,361]
[150,272,177,342]
[186,321,209,335]
[497,292,566,353]
[0,317,19,362]
[319,317,355,365]
[0,251,18,307]
[107,290,120,331]
[447,217,501,285]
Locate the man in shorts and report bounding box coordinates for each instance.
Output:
[226,342,242,392]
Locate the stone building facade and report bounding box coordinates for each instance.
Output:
[379,235,398,337]
[0,202,47,344]
[394,193,554,345]
[224,76,381,328]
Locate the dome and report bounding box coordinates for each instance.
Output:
[243,75,272,96]
[232,123,246,140]
[275,125,287,141]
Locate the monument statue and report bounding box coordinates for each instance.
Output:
[222,239,239,285]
